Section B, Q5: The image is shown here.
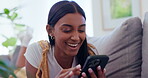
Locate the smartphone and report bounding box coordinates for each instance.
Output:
[79,55,109,78]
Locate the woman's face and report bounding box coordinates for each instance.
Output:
[53,13,86,57]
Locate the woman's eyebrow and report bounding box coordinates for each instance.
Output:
[80,24,86,27]
[62,24,72,27]
[62,24,86,27]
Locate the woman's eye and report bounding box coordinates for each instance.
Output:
[63,30,71,33]
[62,27,71,33]
[78,30,85,33]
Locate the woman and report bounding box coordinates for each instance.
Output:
[24,1,106,78]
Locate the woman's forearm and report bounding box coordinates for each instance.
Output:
[16,46,27,68]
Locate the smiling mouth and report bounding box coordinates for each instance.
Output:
[67,43,79,47]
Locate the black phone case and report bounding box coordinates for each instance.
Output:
[80,55,109,78]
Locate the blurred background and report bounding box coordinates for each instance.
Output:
[0,0,148,55]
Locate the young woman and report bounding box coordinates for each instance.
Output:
[24,1,106,78]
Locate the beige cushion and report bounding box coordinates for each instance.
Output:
[88,17,142,78]
[141,12,148,78]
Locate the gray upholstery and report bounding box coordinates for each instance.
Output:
[142,12,148,78]
[88,17,142,78]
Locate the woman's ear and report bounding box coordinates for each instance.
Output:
[46,24,53,35]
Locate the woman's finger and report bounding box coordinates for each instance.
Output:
[97,66,106,78]
[56,64,82,78]
[88,68,97,78]
[81,72,87,78]
[64,71,74,78]
[65,64,81,75]
[72,64,81,75]
[57,71,73,78]
[57,71,69,78]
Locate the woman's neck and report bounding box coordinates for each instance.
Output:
[54,49,74,69]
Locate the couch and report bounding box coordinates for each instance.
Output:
[88,12,148,78]
[1,12,148,78]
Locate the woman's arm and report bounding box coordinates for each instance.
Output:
[16,26,33,68]
[26,60,41,78]
[16,46,27,68]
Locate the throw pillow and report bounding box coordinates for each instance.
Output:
[88,17,142,78]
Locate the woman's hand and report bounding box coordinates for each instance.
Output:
[81,66,106,78]
[55,64,81,78]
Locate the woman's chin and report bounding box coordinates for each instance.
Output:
[67,51,78,57]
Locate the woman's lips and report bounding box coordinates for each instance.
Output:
[66,43,79,50]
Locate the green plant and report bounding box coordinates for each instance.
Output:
[0,7,27,78]
[0,60,17,78]
[0,7,26,51]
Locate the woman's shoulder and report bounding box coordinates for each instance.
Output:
[25,41,43,59]
[28,41,41,49]
[24,41,43,68]
[26,41,44,54]
[27,40,51,53]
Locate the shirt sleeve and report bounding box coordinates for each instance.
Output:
[24,42,42,68]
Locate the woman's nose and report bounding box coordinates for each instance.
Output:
[70,32,80,41]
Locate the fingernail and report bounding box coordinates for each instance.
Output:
[82,72,86,77]
[76,64,81,69]
[104,68,106,73]
[88,68,93,73]
[79,69,82,71]
[97,66,101,70]
[69,71,73,75]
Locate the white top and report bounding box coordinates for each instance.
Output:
[24,37,100,78]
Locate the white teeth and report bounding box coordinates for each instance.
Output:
[67,43,78,47]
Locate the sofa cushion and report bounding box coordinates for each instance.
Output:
[141,12,148,78]
[88,17,142,78]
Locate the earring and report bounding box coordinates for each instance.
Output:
[50,35,54,40]
[51,36,54,40]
